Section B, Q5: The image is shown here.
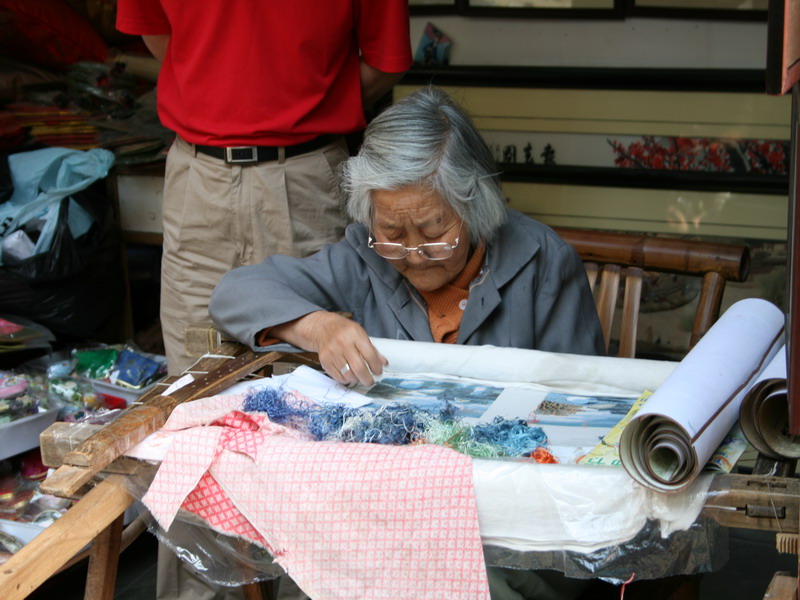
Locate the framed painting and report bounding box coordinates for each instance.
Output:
[410,0,461,15]
[766,0,800,94]
[482,129,789,196]
[625,0,768,21]
[462,0,624,19]
[396,67,790,198]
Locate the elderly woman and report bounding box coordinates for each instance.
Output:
[212,87,605,600]
[210,86,603,390]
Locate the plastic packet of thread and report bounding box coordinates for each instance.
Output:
[72,347,119,380]
[47,377,101,421]
[0,372,27,400]
[0,371,47,423]
[109,348,163,389]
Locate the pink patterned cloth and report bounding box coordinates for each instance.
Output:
[142,394,490,600]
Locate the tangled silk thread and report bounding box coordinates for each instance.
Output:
[243,387,555,461]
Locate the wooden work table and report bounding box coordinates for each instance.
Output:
[0,343,798,600]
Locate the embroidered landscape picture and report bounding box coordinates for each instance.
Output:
[364,375,504,421]
[362,375,637,453]
[528,392,636,428]
[475,387,638,460]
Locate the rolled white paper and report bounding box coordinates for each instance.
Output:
[619,298,785,493]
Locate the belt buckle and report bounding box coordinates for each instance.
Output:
[224,146,259,164]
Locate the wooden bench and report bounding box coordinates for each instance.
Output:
[3,341,798,600]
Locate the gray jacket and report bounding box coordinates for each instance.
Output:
[210,208,604,356]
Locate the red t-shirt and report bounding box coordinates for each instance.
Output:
[117,0,411,146]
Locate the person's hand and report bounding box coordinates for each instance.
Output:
[271,311,387,387]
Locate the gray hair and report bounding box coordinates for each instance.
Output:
[341,86,507,244]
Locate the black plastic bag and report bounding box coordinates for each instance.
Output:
[0,155,11,204]
[0,180,124,339]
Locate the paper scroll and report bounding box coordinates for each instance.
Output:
[738,346,800,460]
[620,298,785,493]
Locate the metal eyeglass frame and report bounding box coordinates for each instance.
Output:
[367,223,462,261]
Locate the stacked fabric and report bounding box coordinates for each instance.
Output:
[7,103,100,150]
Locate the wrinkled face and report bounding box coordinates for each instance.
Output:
[370,187,470,292]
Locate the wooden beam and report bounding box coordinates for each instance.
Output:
[761,571,797,600]
[0,475,133,600]
[84,513,125,600]
[702,474,800,533]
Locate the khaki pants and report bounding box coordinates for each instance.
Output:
[156,136,348,600]
[160,136,349,375]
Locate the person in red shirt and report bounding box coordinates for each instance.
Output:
[115,2,411,599]
[116,0,412,378]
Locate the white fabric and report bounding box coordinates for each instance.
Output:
[372,337,677,397]
[472,460,711,554]
[130,335,710,556]
[133,427,711,556]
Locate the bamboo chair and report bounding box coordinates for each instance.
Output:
[556,227,753,600]
[554,227,751,358]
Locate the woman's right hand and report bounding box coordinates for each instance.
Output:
[270,311,388,387]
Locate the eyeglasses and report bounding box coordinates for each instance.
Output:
[368,224,461,261]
